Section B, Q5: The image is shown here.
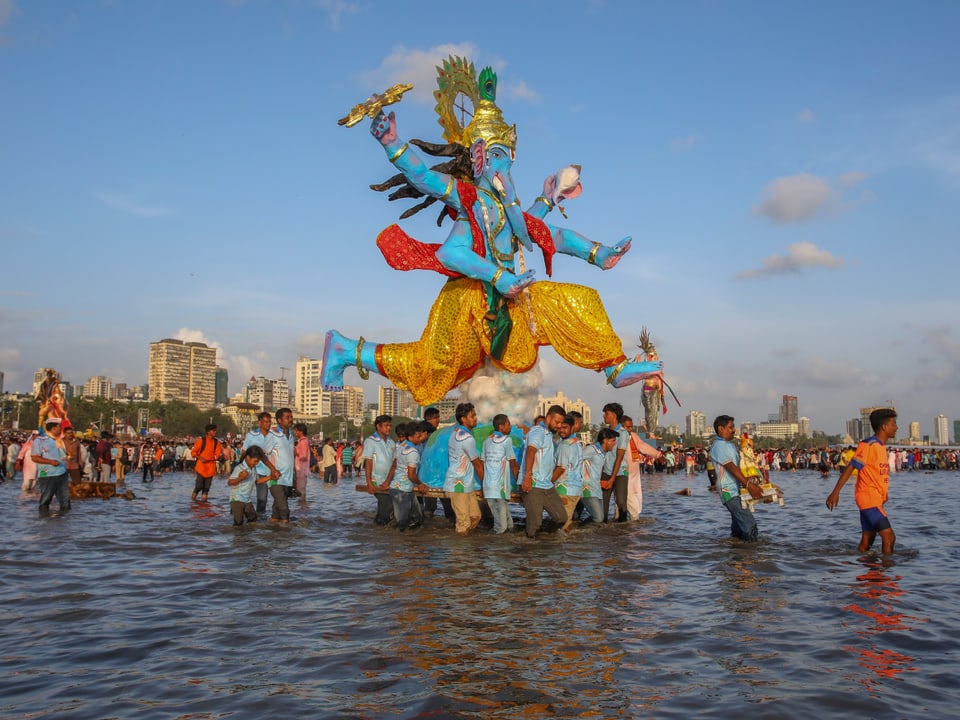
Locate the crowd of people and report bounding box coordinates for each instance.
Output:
[311,401,663,539]
[0,404,953,547]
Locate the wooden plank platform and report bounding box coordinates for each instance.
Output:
[355,483,524,503]
[69,482,136,500]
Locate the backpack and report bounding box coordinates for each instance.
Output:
[197,436,223,461]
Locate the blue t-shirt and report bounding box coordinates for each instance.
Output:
[482,431,513,500]
[271,427,295,487]
[229,462,263,503]
[444,425,479,493]
[363,433,396,487]
[709,437,741,502]
[581,443,605,498]
[526,422,556,490]
[603,423,630,476]
[242,429,281,479]
[33,435,66,478]
[391,440,421,492]
[555,436,583,496]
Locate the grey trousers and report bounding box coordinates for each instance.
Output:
[522,487,567,537]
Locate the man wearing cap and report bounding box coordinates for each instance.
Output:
[32,418,70,515]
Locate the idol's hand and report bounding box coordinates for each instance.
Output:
[495,269,536,299]
[543,165,583,204]
[370,110,398,146]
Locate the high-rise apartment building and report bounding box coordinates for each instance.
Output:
[535,390,592,426]
[379,385,416,418]
[214,367,229,406]
[909,421,920,442]
[83,375,112,398]
[329,386,365,422]
[295,356,324,416]
[935,414,949,445]
[780,395,798,424]
[148,338,217,407]
[846,418,863,442]
[954,421,960,445]
[245,376,290,412]
[799,417,810,438]
[755,422,799,440]
[685,410,706,438]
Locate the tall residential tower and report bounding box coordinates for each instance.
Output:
[148,339,217,407]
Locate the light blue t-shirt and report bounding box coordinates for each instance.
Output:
[242,428,281,479]
[271,427,296,487]
[33,435,66,478]
[229,462,263,503]
[555,436,583,496]
[526,422,556,490]
[443,425,479,493]
[391,440,421,492]
[603,423,630,477]
[581,443,605,498]
[363,433,396,487]
[709,437,741,502]
[482,431,513,500]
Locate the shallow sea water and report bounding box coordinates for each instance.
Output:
[2,468,958,719]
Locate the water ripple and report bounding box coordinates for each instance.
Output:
[1,469,958,718]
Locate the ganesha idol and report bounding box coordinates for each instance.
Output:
[322,56,663,405]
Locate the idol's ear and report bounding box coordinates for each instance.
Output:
[470,139,486,178]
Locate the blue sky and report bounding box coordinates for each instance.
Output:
[2,0,958,438]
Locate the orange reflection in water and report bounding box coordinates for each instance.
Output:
[842,561,920,694]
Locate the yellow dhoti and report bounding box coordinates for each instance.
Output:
[376,278,626,405]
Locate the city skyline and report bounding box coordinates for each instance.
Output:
[10,357,958,443]
[2,3,958,438]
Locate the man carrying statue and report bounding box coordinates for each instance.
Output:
[322,57,663,404]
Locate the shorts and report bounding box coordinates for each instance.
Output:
[859,506,891,533]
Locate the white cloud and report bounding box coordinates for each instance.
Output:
[799,108,815,123]
[752,171,869,224]
[671,135,701,152]
[736,241,844,280]
[310,0,359,31]
[362,44,478,103]
[752,173,832,223]
[95,190,172,218]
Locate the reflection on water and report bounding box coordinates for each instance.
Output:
[843,558,919,693]
[1,469,959,719]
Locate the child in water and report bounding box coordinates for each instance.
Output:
[228,446,271,526]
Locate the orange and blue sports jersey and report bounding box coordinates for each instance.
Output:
[850,436,889,511]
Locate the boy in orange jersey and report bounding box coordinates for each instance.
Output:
[826,408,898,554]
